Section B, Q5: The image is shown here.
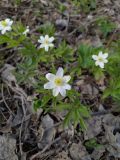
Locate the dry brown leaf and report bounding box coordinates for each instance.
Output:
[103,114,120,158]
[69,142,91,160]
[53,151,71,160]
[37,114,56,149]
[84,116,103,140]
[0,135,18,160]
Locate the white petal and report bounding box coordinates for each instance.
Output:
[23,27,29,35]
[1,29,6,34]
[92,55,98,60]
[45,35,49,39]
[6,19,13,25]
[63,75,71,82]
[44,82,55,89]
[53,88,59,96]
[0,23,3,27]
[40,36,45,42]
[104,59,108,63]
[49,43,54,47]
[23,30,27,35]
[5,26,11,31]
[103,53,108,58]
[63,84,71,90]
[0,26,3,30]
[95,61,99,66]
[38,39,41,43]
[99,62,104,68]
[9,20,13,26]
[5,18,10,23]
[98,51,103,57]
[44,45,49,51]
[59,88,66,97]
[56,67,64,77]
[46,73,55,81]
[39,44,45,48]
[49,37,54,42]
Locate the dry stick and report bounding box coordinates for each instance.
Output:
[13,86,27,99]
[21,96,27,116]
[0,98,11,103]
[30,133,66,160]
[1,84,15,116]
[91,110,111,116]
[1,82,30,155]
[17,114,31,126]
[40,150,55,160]
[44,122,62,132]
[106,29,119,48]
[65,12,70,33]
[6,83,29,108]
[5,82,32,121]
[18,94,29,157]
[19,115,26,157]
[0,109,7,121]
[5,84,29,156]
[30,137,61,160]
[19,97,27,156]
[6,84,12,96]
[40,147,64,160]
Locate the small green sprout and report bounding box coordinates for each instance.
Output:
[96,17,116,37]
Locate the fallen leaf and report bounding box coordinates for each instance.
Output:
[84,116,103,140]
[103,114,120,158]
[53,151,71,160]
[37,114,56,149]
[0,135,18,160]
[69,142,91,160]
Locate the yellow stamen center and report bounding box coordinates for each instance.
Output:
[1,21,7,27]
[44,39,49,44]
[54,78,63,86]
[98,57,103,62]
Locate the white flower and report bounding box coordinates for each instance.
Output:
[23,26,29,36]
[0,18,13,34]
[87,15,93,20]
[38,35,54,52]
[92,51,108,68]
[44,67,71,97]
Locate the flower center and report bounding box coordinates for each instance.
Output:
[98,57,104,62]
[54,78,63,86]
[44,39,49,44]
[1,21,7,27]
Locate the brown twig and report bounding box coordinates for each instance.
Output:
[0,109,7,121]
[106,29,119,48]
[30,132,66,160]
[1,84,15,116]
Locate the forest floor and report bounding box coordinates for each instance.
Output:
[0,0,120,160]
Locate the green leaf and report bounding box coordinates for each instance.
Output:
[78,105,90,118]
[79,116,87,130]
[54,41,74,62]
[38,22,55,36]
[96,17,116,37]
[85,138,103,149]
[55,103,72,111]
[63,110,73,127]
[77,44,93,69]
[33,99,42,112]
